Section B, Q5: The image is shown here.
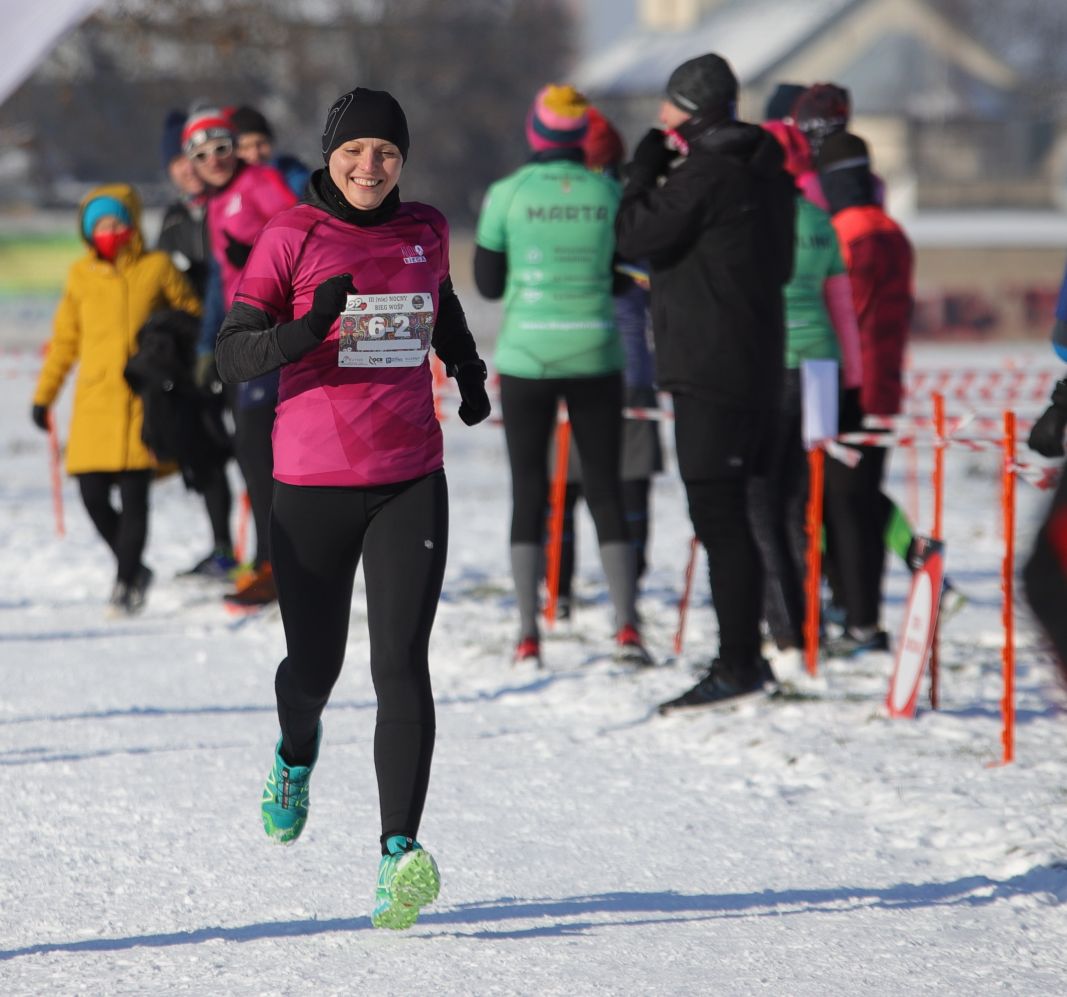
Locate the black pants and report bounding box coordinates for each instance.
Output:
[233,403,275,567]
[76,471,152,584]
[823,445,889,630]
[673,395,768,667]
[748,370,807,649]
[271,471,448,841]
[1024,466,1067,674]
[555,479,651,598]
[500,373,628,545]
[199,461,233,550]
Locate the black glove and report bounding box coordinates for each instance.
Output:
[626,129,673,187]
[223,233,253,269]
[839,387,864,435]
[306,273,357,339]
[31,404,49,432]
[195,353,222,394]
[451,358,491,427]
[1028,378,1067,457]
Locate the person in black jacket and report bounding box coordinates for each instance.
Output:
[615,52,796,711]
[155,109,237,579]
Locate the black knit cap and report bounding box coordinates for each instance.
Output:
[230,105,273,140]
[816,130,870,172]
[666,53,738,115]
[321,88,410,163]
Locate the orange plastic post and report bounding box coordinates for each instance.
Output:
[234,491,252,566]
[543,415,571,628]
[47,412,65,538]
[1000,410,1016,764]
[431,355,447,422]
[930,392,946,709]
[803,446,825,677]
[673,536,700,655]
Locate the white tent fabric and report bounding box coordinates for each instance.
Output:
[0,0,104,107]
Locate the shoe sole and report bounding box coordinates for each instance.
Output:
[615,645,655,667]
[262,811,305,844]
[371,850,441,930]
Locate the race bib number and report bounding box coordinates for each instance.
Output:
[338,292,435,369]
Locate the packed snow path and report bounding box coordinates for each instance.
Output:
[2,344,1067,995]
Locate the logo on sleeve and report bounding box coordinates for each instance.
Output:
[402,244,427,264]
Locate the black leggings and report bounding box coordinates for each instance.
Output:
[233,404,275,567]
[77,471,153,584]
[270,471,448,841]
[500,373,627,545]
[199,462,233,550]
[823,445,889,630]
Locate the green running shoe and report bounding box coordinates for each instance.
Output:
[371,837,441,930]
[261,724,321,844]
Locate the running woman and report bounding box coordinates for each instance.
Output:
[215,87,491,929]
[474,85,649,667]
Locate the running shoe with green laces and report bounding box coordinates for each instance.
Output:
[261,724,321,844]
[371,836,441,930]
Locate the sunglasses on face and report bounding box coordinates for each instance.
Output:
[191,140,234,162]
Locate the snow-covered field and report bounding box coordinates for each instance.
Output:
[2,342,1067,996]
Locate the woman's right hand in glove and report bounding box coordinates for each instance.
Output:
[306,273,357,339]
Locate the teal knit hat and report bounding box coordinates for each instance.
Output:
[82,196,131,240]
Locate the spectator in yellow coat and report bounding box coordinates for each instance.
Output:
[31,183,201,615]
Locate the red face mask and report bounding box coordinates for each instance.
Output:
[92,227,133,261]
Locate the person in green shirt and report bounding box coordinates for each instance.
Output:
[474,84,649,668]
[747,120,863,680]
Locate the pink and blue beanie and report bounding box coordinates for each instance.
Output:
[526,85,590,152]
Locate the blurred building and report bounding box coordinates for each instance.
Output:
[574,0,1067,340]
[574,0,1064,214]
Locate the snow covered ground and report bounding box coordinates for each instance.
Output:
[2,342,1067,995]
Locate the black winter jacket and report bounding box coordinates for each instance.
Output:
[615,120,795,409]
[157,200,210,300]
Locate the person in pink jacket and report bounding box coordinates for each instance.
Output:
[215,87,490,930]
[184,106,298,606]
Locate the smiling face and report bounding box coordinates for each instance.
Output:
[188,137,237,188]
[328,138,403,211]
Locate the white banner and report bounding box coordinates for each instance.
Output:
[0,0,103,107]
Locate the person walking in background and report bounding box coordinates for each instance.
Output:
[230,105,311,197]
[184,105,298,607]
[549,107,663,619]
[817,131,913,658]
[747,119,862,682]
[216,87,490,929]
[30,184,200,615]
[157,109,237,580]
[615,53,795,710]
[474,84,649,668]
[158,110,211,298]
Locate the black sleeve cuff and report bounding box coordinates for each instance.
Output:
[276,317,321,363]
[473,245,507,300]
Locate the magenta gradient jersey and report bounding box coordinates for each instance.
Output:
[207,163,298,306]
[233,201,450,487]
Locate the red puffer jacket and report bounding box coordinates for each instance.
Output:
[831,206,913,415]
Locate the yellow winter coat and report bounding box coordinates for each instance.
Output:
[33,184,201,475]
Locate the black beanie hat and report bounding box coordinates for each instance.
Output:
[816,130,870,172]
[764,83,806,122]
[230,105,273,140]
[321,88,410,163]
[666,53,738,116]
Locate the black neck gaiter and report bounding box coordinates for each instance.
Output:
[308,168,401,227]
